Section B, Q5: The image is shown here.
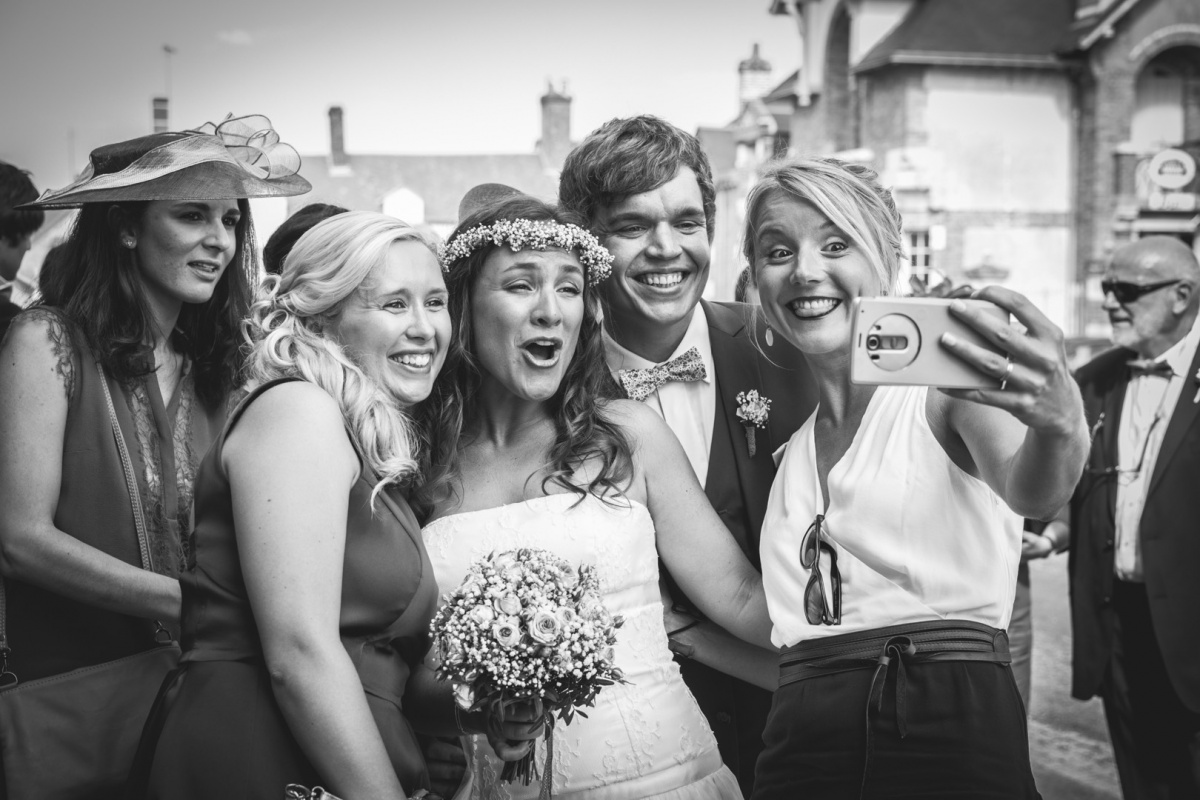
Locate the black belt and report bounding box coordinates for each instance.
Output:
[779,620,1011,800]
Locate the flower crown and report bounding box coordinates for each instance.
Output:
[439,218,614,286]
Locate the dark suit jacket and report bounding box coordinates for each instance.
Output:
[1069,343,1200,712]
[612,299,816,789]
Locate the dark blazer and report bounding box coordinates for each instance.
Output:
[1069,342,1200,713]
[611,299,816,792]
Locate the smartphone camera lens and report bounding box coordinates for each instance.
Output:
[866,334,881,350]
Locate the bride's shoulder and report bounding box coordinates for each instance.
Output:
[600,398,667,431]
[597,398,673,447]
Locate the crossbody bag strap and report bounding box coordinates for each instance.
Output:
[0,363,168,689]
[97,362,154,572]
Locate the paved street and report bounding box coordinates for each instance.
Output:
[1027,557,1121,799]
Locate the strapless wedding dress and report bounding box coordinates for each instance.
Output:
[422,493,742,800]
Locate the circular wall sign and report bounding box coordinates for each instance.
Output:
[1148,149,1197,191]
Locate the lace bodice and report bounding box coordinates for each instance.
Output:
[423,493,739,800]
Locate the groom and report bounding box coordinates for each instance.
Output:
[558,116,816,793]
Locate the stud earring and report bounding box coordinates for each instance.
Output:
[122,237,136,249]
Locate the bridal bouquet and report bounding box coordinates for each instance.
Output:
[430,548,624,791]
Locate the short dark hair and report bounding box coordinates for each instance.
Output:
[0,162,45,246]
[262,203,349,275]
[558,115,717,241]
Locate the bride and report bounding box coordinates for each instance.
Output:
[414,195,769,799]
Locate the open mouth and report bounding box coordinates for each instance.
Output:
[786,297,842,319]
[635,271,686,290]
[189,261,222,276]
[522,340,562,367]
[389,352,433,369]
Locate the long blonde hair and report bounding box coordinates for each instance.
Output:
[243,211,438,501]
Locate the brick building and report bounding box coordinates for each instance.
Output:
[704,0,1200,336]
[296,84,572,239]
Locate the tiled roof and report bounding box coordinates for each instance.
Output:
[292,153,562,225]
[855,0,1076,73]
[762,70,800,103]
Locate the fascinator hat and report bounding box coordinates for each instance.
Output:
[22,114,311,210]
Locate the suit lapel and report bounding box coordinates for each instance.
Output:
[1147,343,1200,498]
[702,301,774,506]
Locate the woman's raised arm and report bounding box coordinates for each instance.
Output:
[938,286,1090,520]
[609,399,775,651]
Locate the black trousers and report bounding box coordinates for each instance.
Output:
[752,622,1040,800]
[1103,580,1200,800]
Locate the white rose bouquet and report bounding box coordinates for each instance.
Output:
[430,548,625,791]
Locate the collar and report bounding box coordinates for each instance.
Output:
[1141,316,1200,379]
[603,304,713,383]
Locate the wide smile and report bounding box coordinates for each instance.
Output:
[633,271,688,291]
[785,297,842,320]
[389,351,434,371]
[520,339,563,368]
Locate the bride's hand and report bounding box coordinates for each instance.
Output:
[485,697,545,762]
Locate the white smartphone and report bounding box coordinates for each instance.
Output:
[849,297,1009,389]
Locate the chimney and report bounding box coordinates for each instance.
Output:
[152,97,169,133]
[738,44,773,107]
[538,81,572,168]
[329,106,347,168]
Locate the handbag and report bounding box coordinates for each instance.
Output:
[0,363,181,800]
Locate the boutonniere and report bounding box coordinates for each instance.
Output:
[736,390,772,457]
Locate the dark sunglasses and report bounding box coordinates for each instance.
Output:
[799,514,841,626]
[1100,279,1181,305]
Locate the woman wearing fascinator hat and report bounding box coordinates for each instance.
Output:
[0,115,309,798]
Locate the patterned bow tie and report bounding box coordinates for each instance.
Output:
[617,346,707,402]
[1128,358,1175,378]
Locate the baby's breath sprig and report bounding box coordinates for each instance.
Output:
[439,218,614,286]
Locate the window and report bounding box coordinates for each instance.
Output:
[907,230,932,280]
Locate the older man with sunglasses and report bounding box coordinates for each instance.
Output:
[1068,235,1200,798]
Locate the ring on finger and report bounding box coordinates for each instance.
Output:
[999,356,1014,391]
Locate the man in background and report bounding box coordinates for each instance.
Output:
[0,162,44,340]
[1069,236,1200,798]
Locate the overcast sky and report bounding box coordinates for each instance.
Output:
[1,0,798,193]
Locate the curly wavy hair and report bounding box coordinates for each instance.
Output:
[38,200,254,410]
[413,195,631,519]
[243,211,437,503]
[742,156,904,296]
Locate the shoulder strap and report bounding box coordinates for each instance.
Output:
[98,362,155,572]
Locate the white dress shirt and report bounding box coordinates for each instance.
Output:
[1114,318,1200,581]
[604,306,716,488]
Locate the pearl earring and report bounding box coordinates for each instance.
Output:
[765,327,774,347]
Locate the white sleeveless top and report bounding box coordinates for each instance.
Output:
[760,385,1022,648]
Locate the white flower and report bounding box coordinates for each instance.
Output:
[736,390,772,429]
[529,610,562,645]
[493,618,522,649]
[468,605,495,627]
[453,683,476,710]
[495,593,522,616]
